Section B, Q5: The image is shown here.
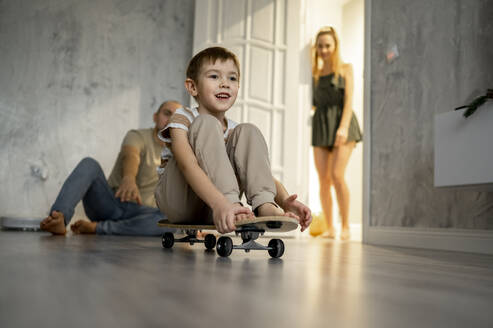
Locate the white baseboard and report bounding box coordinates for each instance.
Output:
[364,227,493,255]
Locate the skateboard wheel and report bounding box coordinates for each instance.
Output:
[268,239,284,258]
[204,234,216,250]
[216,236,233,257]
[162,232,174,248]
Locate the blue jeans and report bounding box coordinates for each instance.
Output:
[50,157,173,236]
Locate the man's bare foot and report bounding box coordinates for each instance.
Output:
[321,225,335,239]
[71,220,97,234]
[341,227,350,240]
[39,211,66,235]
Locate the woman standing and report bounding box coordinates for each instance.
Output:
[311,26,362,240]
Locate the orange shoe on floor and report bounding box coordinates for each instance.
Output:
[309,212,328,237]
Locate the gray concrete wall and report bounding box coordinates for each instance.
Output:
[370,0,493,228]
[0,0,194,218]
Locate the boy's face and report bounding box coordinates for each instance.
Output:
[187,58,239,116]
[153,101,181,130]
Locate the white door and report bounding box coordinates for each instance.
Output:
[192,0,307,207]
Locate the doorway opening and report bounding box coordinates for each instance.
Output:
[304,0,365,242]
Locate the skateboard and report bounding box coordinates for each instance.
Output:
[157,216,299,258]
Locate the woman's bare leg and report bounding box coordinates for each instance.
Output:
[313,146,335,237]
[331,142,355,240]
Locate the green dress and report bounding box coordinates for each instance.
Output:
[312,73,362,148]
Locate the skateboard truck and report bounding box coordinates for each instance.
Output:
[235,229,264,252]
[216,224,285,258]
[162,229,216,250]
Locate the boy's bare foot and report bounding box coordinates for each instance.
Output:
[71,220,97,234]
[256,202,299,220]
[234,211,254,222]
[257,202,285,217]
[39,211,66,235]
[341,227,350,240]
[321,225,335,239]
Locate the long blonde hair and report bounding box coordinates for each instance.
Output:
[312,26,342,85]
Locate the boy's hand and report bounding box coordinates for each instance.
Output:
[115,176,142,204]
[212,201,253,234]
[281,194,312,232]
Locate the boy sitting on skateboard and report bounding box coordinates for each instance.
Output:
[154,47,311,234]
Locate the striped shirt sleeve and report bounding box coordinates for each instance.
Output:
[158,107,194,143]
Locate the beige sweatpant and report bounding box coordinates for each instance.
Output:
[155,114,276,224]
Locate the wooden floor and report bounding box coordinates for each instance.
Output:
[1,230,492,328]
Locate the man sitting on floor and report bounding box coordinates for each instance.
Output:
[40,100,182,236]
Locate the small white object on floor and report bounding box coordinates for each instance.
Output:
[1,216,43,231]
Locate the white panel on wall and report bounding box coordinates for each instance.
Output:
[251,0,275,43]
[247,105,271,154]
[227,44,245,99]
[272,110,284,168]
[274,50,285,106]
[434,104,493,188]
[249,46,272,103]
[275,0,286,45]
[222,0,246,40]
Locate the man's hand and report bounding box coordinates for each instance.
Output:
[115,176,142,204]
[280,194,312,232]
[212,200,253,234]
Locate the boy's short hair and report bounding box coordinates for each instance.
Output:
[186,46,241,83]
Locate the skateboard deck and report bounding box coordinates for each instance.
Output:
[157,216,299,258]
[157,216,298,232]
